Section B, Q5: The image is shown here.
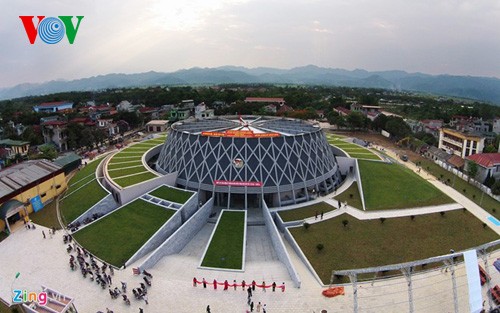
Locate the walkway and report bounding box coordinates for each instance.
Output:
[374,145,500,236]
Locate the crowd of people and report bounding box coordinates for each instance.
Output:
[195,277,284,312]
[64,235,150,312]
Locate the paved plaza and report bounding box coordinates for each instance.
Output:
[1,216,500,312]
[1,144,499,312]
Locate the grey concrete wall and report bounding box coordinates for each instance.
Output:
[180,191,198,222]
[262,200,302,288]
[119,172,177,205]
[274,213,302,233]
[330,145,349,158]
[139,197,214,270]
[125,208,183,266]
[335,156,356,176]
[72,194,119,226]
[283,226,325,286]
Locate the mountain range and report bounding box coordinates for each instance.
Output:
[1,65,499,105]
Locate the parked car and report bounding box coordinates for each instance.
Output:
[400,154,408,162]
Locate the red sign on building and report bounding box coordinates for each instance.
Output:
[214,180,263,187]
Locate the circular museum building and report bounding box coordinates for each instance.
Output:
[156,116,342,208]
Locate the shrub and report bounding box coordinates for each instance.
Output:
[303,222,310,230]
[342,219,349,228]
[380,217,386,224]
[440,211,445,217]
[316,243,324,252]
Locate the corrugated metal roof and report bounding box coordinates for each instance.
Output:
[0,160,62,199]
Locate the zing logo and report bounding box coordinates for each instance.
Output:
[19,16,84,44]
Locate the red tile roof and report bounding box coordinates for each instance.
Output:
[467,153,500,168]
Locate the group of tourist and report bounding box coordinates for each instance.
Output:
[64,236,148,312]
[193,277,285,292]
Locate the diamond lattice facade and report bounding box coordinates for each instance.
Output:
[156,116,341,208]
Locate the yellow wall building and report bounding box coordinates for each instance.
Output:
[0,160,67,233]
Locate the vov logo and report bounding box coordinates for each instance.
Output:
[19,16,84,44]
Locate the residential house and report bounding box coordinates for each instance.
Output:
[493,117,500,134]
[169,108,191,121]
[41,121,68,151]
[277,104,294,116]
[116,100,134,112]
[438,128,485,158]
[425,146,452,163]
[333,107,351,117]
[33,101,73,113]
[420,120,443,138]
[145,120,169,133]
[97,119,118,137]
[465,153,500,183]
[139,107,160,120]
[0,139,30,159]
[263,104,277,114]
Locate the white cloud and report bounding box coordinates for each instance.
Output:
[0,0,498,87]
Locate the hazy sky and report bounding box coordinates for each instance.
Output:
[0,0,499,88]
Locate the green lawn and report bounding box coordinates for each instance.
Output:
[416,158,500,219]
[67,158,102,193]
[113,172,158,187]
[359,160,453,210]
[29,200,61,230]
[107,160,143,169]
[334,182,363,210]
[290,210,499,284]
[109,155,143,163]
[278,202,336,222]
[73,199,175,266]
[201,211,245,269]
[347,152,381,160]
[60,179,108,224]
[108,166,148,179]
[329,139,381,160]
[149,185,194,204]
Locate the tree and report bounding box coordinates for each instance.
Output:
[466,161,478,182]
[385,116,412,140]
[342,219,349,228]
[303,222,310,230]
[346,112,368,130]
[38,145,58,160]
[316,243,324,252]
[492,181,500,196]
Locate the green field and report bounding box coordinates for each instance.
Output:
[149,185,194,204]
[113,172,158,187]
[201,211,245,270]
[334,182,363,210]
[60,159,108,224]
[107,160,143,169]
[278,202,336,222]
[328,138,381,160]
[73,199,174,266]
[108,166,150,179]
[359,160,453,210]
[29,200,61,230]
[60,179,108,224]
[107,138,164,187]
[66,158,102,193]
[416,158,500,219]
[290,210,498,284]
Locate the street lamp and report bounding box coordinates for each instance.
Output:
[10,272,20,299]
